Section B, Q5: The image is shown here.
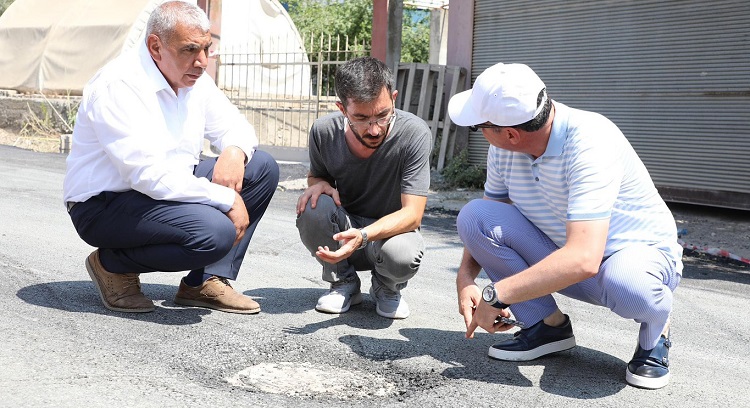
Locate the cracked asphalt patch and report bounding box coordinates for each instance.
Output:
[227,362,398,399]
[223,327,447,403]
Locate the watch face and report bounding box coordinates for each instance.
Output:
[482,285,495,302]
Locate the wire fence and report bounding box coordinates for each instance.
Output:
[217,32,369,149]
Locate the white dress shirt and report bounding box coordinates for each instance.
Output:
[63,40,258,212]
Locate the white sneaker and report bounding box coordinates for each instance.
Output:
[369,277,410,319]
[315,276,362,313]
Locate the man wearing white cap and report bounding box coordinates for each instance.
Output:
[447,63,683,389]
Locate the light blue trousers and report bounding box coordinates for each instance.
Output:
[296,194,424,291]
[457,199,680,349]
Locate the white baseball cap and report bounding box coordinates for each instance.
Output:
[448,63,547,127]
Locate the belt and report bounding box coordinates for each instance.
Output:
[66,201,78,213]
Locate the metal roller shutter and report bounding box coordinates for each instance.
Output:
[469,0,750,209]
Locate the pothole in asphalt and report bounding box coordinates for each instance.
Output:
[226,362,399,400]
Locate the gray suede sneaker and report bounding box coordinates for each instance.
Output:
[315,275,362,314]
[369,276,409,319]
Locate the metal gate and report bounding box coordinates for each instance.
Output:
[468,0,750,209]
[216,32,467,169]
[216,32,368,160]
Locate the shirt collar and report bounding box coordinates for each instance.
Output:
[138,40,176,96]
[540,101,567,158]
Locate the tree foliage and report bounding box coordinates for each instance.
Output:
[0,0,15,17]
[284,0,429,64]
[400,8,429,63]
[285,0,372,45]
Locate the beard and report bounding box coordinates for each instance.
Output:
[351,124,388,150]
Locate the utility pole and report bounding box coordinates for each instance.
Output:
[372,0,403,72]
[386,0,403,73]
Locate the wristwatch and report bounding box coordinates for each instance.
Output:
[356,228,369,250]
[482,283,510,309]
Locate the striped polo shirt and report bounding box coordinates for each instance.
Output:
[484,102,683,273]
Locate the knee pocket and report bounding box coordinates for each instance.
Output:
[377,236,424,272]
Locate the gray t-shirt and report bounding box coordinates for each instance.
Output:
[308,109,431,219]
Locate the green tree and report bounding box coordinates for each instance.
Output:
[284,0,372,96]
[400,8,429,63]
[286,0,372,47]
[0,0,15,17]
[285,0,429,64]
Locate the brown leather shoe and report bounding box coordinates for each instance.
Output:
[85,250,154,313]
[174,276,260,314]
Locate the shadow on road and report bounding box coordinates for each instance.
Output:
[248,284,629,398]
[16,281,211,325]
[245,286,395,331]
[421,207,462,243]
[682,255,750,285]
[339,327,627,398]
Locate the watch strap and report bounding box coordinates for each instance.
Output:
[484,283,510,309]
[356,229,368,250]
[490,299,511,310]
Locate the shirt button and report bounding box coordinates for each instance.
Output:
[535,177,540,181]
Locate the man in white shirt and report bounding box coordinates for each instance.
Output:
[63,1,278,314]
[448,63,682,389]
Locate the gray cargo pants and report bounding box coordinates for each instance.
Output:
[296,194,424,291]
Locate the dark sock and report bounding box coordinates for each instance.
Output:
[183,270,212,287]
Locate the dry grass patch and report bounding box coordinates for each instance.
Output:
[0,128,61,153]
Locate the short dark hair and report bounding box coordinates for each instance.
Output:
[513,88,551,132]
[334,57,395,107]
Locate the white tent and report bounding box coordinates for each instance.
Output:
[217,0,311,98]
[0,0,309,97]
[0,0,157,94]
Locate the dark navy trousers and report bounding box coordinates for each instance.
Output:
[69,150,279,280]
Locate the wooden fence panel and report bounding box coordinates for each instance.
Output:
[217,35,466,169]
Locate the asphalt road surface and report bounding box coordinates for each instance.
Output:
[1,145,748,407]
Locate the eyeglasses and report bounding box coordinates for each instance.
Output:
[345,106,397,129]
[469,123,503,132]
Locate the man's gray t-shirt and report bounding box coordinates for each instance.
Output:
[308,109,431,219]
